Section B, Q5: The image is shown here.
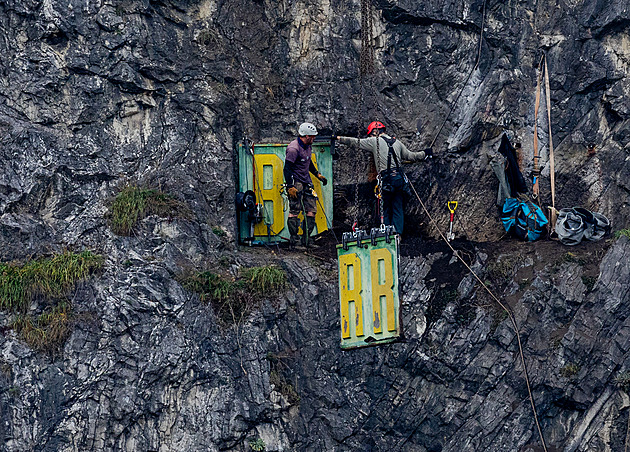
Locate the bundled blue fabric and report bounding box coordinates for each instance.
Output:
[501,198,548,241]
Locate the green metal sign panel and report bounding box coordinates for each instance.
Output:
[336,230,401,349]
[237,141,333,245]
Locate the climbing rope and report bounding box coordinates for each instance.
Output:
[316,196,339,244]
[344,0,547,448]
[407,180,548,452]
[406,14,550,446]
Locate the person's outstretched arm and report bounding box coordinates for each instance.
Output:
[399,140,431,161]
[337,136,376,152]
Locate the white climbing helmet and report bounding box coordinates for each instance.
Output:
[298,122,318,137]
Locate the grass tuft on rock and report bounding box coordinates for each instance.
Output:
[181,265,287,327]
[241,265,287,295]
[0,251,103,312]
[109,185,191,235]
[614,228,630,240]
[212,226,227,238]
[581,275,597,292]
[560,363,580,378]
[249,438,266,451]
[487,258,516,285]
[615,371,630,392]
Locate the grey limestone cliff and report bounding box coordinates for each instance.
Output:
[0,0,630,451]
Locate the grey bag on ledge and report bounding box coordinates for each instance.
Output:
[555,207,611,246]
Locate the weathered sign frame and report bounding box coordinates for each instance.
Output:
[336,228,401,349]
[237,141,333,245]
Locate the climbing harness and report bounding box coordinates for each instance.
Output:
[382,136,409,185]
[446,201,458,241]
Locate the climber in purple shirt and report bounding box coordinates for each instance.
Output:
[283,122,328,249]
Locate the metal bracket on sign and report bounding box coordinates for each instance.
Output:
[342,229,368,251]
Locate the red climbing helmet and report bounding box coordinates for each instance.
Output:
[367,121,385,136]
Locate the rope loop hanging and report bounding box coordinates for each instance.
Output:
[532,52,555,211]
[428,0,487,150]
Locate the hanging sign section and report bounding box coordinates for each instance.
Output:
[336,226,401,349]
[236,139,334,245]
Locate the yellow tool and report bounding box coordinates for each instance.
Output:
[447,201,458,241]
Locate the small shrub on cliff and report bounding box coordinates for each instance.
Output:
[180,265,287,327]
[267,351,300,405]
[109,185,191,235]
[490,307,509,333]
[181,271,249,325]
[269,370,300,405]
[0,251,103,312]
[454,300,477,326]
[560,252,586,266]
[11,302,72,353]
[581,275,597,292]
[560,363,580,378]
[182,271,237,304]
[614,228,630,240]
[426,288,458,327]
[249,438,266,451]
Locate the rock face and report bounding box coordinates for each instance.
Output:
[0,0,629,451]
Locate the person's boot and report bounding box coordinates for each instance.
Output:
[288,217,300,250]
[301,217,317,248]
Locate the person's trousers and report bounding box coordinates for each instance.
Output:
[383,190,404,235]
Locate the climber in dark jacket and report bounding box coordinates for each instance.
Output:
[337,121,431,235]
[284,122,328,248]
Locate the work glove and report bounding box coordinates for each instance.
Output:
[317,173,328,186]
[287,186,298,198]
[423,147,434,159]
